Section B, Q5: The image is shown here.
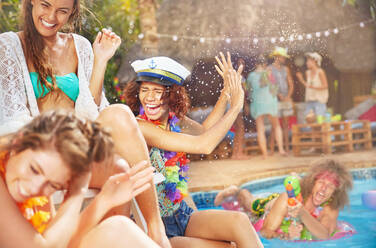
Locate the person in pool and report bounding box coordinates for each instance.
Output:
[0,0,169,245]
[215,159,353,240]
[123,53,263,248]
[0,110,160,248]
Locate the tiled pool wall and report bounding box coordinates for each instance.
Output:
[191,167,376,209]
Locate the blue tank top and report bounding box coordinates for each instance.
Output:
[30,72,79,102]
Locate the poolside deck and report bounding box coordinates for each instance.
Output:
[188,148,376,192]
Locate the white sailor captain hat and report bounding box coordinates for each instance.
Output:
[131,56,190,86]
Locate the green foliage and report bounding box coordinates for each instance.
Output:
[344,0,376,19]
[0,0,141,103]
[81,0,141,103]
[0,0,21,32]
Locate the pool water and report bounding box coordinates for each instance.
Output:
[192,168,376,248]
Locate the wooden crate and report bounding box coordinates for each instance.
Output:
[243,135,261,155]
[292,120,372,156]
[350,120,372,150]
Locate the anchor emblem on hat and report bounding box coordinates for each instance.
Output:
[149,59,157,69]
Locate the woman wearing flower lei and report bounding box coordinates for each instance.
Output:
[0,110,160,248]
[124,53,263,248]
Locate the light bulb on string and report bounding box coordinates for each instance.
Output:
[225,38,231,44]
[138,33,144,39]
[315,32,321,37]
[333,28,339,34]
[279,37,285,42]
[253,38,259,44]
[298,34,303,40]
[288,35,294,42]
[199,37,205,43]
[324,30,330,37]
[306,34,312,39]
[271,37,276,43]
[360,22,365,28]
[172,35,178,41]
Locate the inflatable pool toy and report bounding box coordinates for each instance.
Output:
[253,218,356,241]
[221,195,243,211]
[362,190,376,210]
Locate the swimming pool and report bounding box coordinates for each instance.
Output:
[192,168,376,248]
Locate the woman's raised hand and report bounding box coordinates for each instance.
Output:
[98,160,154,209]
[92,28,122,63]
[215,52,244,100]
[224,64,244,110]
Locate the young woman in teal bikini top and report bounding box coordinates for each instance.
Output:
[30,72,79,102]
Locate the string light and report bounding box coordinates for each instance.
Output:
[152,19,374,44]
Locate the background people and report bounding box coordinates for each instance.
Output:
[296,52,329,122]
[247,56,286,158]
[246,55,286,159]
[268,47,294,153]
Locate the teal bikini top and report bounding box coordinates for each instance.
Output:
[30,72,79,102]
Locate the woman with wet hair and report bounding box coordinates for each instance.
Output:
[0,110,159,248]
[0,0,169,245]
[124,53,264,248]
[215,159,353,241]
[261,159,353,240]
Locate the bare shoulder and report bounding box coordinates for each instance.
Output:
[318,68,326,75]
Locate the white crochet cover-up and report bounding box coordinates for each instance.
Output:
[0,32,109,135]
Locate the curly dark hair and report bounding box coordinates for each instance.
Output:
[123,81,191,119]
[301,159,353,210]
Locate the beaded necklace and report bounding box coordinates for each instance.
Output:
[0,150,50,233]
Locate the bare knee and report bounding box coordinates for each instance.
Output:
[233,211,250,226]
[99,215,135,230]
[224,211,251,235]
[98,104,138,133]
[80,216,158,248]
